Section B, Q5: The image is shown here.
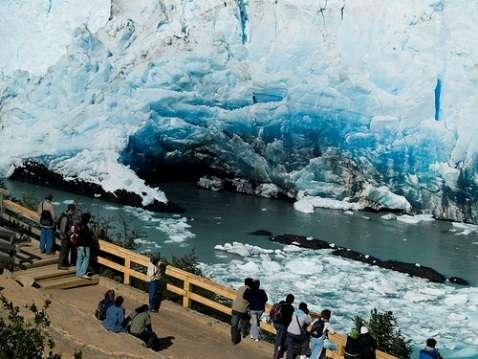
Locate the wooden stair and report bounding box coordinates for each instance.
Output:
[13,263,98,289]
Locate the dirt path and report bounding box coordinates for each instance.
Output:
[0,276,272,359]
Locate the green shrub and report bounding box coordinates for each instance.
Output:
[354,309,413,359]
[0,296,61,359]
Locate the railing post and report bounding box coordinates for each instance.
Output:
[124,257,131,285]
[182,278,191,308]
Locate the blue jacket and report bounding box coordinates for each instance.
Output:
[419,348,443,359]
[102,305,126,333]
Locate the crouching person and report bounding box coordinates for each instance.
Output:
[128,304,157,348]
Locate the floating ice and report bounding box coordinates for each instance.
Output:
[205,241,478,356]
[397,214,435,225]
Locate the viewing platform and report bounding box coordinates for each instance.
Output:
[0,194,397,359]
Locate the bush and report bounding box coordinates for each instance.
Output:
[354,309,413,359]
[0,296,61,359]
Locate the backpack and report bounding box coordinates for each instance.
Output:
[268,302,283,324]
[70,223,80,246]
[39,202,53,227]
[310,318,326,338]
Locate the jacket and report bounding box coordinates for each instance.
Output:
[231,285,250,313]
[287,309,312,336]
[76,223,93,247]
[419,348,443,359]
[102,305,126,333]
[244,288,268,311]
[58,212,73,240]
[358,333,377,359]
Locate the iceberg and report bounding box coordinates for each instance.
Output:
[1,0,478,222]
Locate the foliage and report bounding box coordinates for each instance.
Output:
[91,214,139,251]
[0,296,61,359]
[354,309,413,359]
[167,249,203,276]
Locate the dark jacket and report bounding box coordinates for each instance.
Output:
[358,333,377,359]
[345,336,361,358]
[244,288,268,311]
[76,223,93,247]
[276,301,295,326]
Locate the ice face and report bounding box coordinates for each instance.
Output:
[203,241,478,358]
[1,0,478,221]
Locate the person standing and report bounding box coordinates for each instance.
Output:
[271,294,295,359]
[231,277,253,344]
[75,212,93,278]
[419,338,443,359]
[57,204,76,269]
[358,327,377,359]
[147,254,163,312]
[244,279,268,341]
[37,194,56,254]
[309,309,335,359]
[286,302,312,359]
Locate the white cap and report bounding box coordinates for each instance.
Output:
[360,326,369,334]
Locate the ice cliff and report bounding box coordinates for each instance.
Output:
[1,0,478,221]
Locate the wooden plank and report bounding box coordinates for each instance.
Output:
[182,279,191,308]
[166,283,186,296]
[39,275,99,289]
[189,292,232,315]
[188,276,236,300]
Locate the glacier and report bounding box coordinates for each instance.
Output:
[1,0,478,222]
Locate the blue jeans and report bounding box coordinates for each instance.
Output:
[76,246,90,276]
[40,228,54,254]
[148,280,159,310]
[273,324,287,358]
[310,336,325,359]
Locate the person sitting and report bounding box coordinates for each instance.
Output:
[102,296,126,333]
[128,304,157,348]
[419,338,444,359]
[95,289,115,320]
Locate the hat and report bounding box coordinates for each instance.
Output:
[360,326,369,334]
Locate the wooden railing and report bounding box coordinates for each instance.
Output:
[0,198,397,359]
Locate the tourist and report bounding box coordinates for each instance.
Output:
[128,304,157,348]
[75,212,94,278]
[419,338,444,359]
[271,293,295,359]
[358,326,377,359]
[309,309,335,359]
[147,253,164,312]
[344,328,361,359]
[230,277,253,344]
[95,289,115,320]
[286,302,312,359]
[57,203,76,269]
[37,194,56,254]
[102,296,126,333]
[244,279,268,341]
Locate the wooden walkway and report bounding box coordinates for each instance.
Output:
[11,243,99,289]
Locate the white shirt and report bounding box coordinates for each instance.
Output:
[147,262,161,281]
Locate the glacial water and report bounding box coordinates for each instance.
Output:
[4,180,478,357]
